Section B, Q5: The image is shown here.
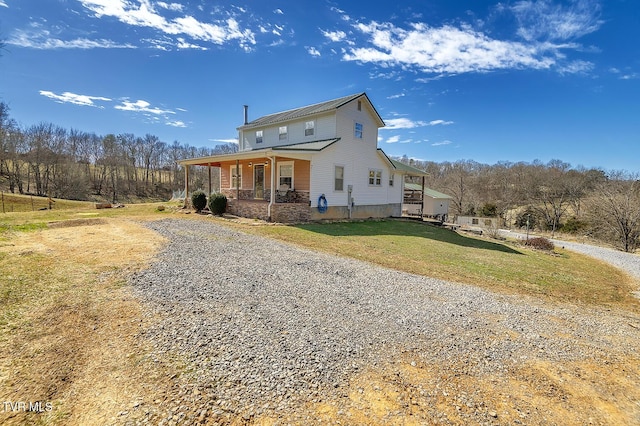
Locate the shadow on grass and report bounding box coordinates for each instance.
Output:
[296,219,522,255]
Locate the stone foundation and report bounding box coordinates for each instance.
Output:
[271,203,311,223]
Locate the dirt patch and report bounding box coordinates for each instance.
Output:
[47,218,108,228]
[303,353,640,425]
[0,219,173,425]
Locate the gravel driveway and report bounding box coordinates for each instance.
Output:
[130,219,640,424]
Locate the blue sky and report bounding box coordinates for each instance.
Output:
[1,0,639,172]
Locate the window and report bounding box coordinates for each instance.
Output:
[230,165,241,189]
[335,166,344,191]
[368,169,382,186]
[357,100,362,111]
[354,122,363,139]
[256,130,263,144]
[278,162,294,190]
[305,120,315,136]
[389,173,394,187]
[472,218,479,225]
[279,126,287,140]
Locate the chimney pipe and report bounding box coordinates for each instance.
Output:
[243,105,248,125]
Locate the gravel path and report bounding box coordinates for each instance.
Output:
[500,229,640,280]
[129,219,640,424]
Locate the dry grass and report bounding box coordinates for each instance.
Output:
[0,217,171,425]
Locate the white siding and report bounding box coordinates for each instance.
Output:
[309,98,399,208]
[240,113,337,151]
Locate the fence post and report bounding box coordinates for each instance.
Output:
[1,191,4,213]
[31,195,34,211]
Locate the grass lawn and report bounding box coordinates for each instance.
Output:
[233,219,640,312]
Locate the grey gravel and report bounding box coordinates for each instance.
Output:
[501,229,640,279]
[129,219,640,423]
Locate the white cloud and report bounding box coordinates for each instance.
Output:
[382,117,427,130]
[9,27,135,49]
[156,2,183,12]
[387,93,405,99]
[210,138,239,144]
[386,135,400,144]
[307,46,321,57]
[166,120,187,128]
[510,0,602,42]
[115,99,175,115]
[0,1,8,7]
[431,140,452,146]
[78,0,256,50]
[342,21,555,74]
[321,29,347,42]
[428,119,454,126]
[39,90,111,107]
[273,9,284,15]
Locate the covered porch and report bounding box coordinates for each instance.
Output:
[177,147,316,223]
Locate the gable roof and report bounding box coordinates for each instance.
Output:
[238,92,384,130]
[377,151,429,176]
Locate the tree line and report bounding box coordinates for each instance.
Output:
[0,102,236,202]
[0,100,637,252]
[400,156,640,252]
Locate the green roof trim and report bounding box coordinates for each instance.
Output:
[272,138,340,151]
[380,152,428,176]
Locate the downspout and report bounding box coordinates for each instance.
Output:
[207,163,212,195]
[267,155,275,221]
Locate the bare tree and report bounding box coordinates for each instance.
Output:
[588,172,640,253]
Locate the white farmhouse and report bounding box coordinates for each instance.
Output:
[178,93,427,222]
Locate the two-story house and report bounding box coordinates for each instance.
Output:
[178,92,427,222]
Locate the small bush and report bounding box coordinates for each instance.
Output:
[208,192,227,216]
[525,237,554,251]
[191,190,207,212]
[560,217,587,234]
[156,205,166,212]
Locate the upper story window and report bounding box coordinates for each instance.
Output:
[279,126,288,140]
[354,122,363,139]
[357,100,362,111]
[305,120,315,136]
[256,130,263,144]
[368,169,382,186]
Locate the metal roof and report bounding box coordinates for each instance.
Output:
[405,183,453,199]
[238,93,384,130]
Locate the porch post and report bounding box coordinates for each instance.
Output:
[236,159,240,200]
[184,165,190,208]
[268,156,276,221]
[421,175,425,217]
[208,163,212,195]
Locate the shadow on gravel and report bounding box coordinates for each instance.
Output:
[297,219,522,254]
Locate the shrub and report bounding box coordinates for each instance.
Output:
[560,217,587,234]
[208,192,227,216]
[524,237,554,251]
[191,190,207,212]
[156,205,166,212]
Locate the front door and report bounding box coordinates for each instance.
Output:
[254,165,264,199]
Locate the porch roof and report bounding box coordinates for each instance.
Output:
[177,138,339,166]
